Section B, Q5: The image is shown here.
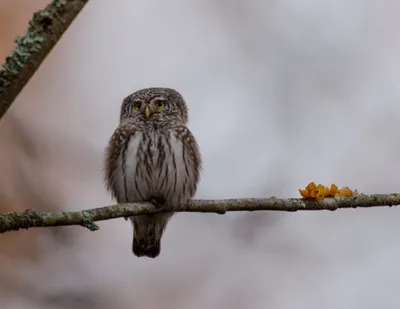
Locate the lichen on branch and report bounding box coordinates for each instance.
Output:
[0,0,89,120]
[0,194,400,233]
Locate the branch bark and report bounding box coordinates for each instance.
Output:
[0,0,89,120]
[1,193,399,233]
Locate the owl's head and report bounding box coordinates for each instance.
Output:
[120,87,189,124]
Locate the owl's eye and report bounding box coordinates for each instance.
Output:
[157,101,165,109]
[133,102,142,110]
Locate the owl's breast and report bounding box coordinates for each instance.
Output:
[115,129,194,207]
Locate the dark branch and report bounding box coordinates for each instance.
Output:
[0,0,89,120]
[1,193,400,233]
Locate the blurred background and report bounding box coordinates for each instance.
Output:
[1,0,400,308]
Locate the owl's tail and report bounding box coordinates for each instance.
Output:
[131,213,173,258]
[132,233,160,258]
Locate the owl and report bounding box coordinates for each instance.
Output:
[104,87,201,258]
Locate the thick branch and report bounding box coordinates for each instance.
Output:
[0,193,399,233]
[0,0,89,120]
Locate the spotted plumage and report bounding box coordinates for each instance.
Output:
[104,88,201,258]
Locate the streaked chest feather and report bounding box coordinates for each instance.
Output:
[114,130,193,205]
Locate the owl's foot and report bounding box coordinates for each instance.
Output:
[123,198,165,220]
[149,197,165,210]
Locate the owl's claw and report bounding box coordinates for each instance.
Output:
[124,199,164,220]
[149,198,165,210]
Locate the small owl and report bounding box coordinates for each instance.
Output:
[104,87,201,258]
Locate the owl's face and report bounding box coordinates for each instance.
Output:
[120,88,188,124]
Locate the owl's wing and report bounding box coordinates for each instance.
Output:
[104,122,137,201]
[172,125,202,185]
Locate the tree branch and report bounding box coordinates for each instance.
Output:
[0,0,89,120]
[0,193,399,233]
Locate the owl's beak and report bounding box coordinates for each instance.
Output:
[145,106,152,118]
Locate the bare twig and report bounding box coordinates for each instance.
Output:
[0,0,89,120]
[0,193,399,233]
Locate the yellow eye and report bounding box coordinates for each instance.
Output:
[134,102,141,110]
[157,101,165,109]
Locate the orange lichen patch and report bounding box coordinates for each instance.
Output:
[299,182,358,200]
[337,186,356,197]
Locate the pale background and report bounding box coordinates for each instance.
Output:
[1,1,400,308]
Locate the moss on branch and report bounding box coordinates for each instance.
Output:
[1,194,400,233]
[0,0,89,120]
